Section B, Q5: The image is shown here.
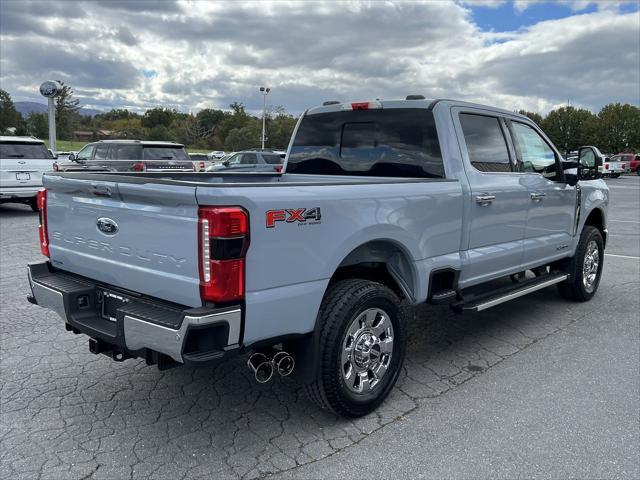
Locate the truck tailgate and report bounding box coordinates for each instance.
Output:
[44,175,202,307]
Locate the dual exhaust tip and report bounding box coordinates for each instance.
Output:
[247,350,295,383]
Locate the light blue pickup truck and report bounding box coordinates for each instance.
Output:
[27,97,608,417]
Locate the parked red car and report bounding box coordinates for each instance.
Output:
[610,153,640,175]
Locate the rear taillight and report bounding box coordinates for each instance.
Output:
[604,164,609,170]
[199,161,205,171]
[274,165,283,173]
[37,189,49,257]
[52,162,59,171]
[198,206,249,303]
[132,162,145,172]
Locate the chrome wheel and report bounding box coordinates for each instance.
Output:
[341,308,394,395]
[582,240,600,293]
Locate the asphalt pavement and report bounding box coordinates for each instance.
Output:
[1,176,638,480]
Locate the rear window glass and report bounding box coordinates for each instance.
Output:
[262,154,282,164]
[189,154,208,160]
[0,142,52,159]
[287,109,444,178]
[143,147,189,160]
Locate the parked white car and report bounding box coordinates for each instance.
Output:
[208,150,226,159]
[0,136,54,211]
[188,152,215,172]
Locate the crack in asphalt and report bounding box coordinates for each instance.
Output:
[1,209,638,480]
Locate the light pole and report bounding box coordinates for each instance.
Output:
[39,81,62,153]
[259,86,270,149]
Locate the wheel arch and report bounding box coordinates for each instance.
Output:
[330,239,417,303]
[583,207,607,247]
[288,239,417,385]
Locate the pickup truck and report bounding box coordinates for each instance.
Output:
[27,97,609,417]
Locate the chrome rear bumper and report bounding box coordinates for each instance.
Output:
[27,261,241,366]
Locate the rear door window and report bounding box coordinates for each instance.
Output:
[94,144,110,160]
[288,109,444,178]
[459,114,511,173]
[240,153,258,164]
[0,142,53,159]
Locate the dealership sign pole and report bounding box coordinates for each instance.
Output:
[39,81,62,153]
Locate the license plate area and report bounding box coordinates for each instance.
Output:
[15,172,30,181]
[98,290,130,322]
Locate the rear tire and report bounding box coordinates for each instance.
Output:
[303,279,406,417]
[610,173,621,178]
[557,226,603,302]
[28,198,39,212]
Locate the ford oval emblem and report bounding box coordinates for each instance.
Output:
[96,217,118,235]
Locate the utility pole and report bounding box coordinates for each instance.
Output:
[260,86,270,149]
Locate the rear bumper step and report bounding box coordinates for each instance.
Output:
[452,272,569,312]
[27,261,242,367]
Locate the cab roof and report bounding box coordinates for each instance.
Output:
[0,135,45,144]
[94,140,185,147]
[306,97,530,123]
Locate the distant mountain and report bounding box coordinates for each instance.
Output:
[14,101,103,117]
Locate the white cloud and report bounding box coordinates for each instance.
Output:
[513,0,634,13]
[0,0,637,115]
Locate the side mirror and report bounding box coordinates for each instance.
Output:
[222,160,230,167]
[68,153,76,162]
[577,146,602,181]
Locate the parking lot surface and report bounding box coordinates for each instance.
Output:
[1,176,638,480]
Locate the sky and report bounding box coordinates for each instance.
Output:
[0,0,638,116]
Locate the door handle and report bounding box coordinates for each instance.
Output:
[530,192,546,202]
[90,184,112,197]
[475,194,496,206]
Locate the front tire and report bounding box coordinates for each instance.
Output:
[557,226,604,301]
[304,279,406,417]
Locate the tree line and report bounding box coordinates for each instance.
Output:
[0,85,297,151]
[518,104,639,155]
[1,85,638,154]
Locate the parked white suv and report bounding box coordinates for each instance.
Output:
[0,136,54,211]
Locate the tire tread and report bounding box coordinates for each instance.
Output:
[303,279,403,417]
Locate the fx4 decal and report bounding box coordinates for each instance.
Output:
[266,208,322,228]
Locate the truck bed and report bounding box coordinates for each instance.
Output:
[42,171,464,343]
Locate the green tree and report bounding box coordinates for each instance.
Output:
[54,81,81,140]
[267,106,297,149]
[141,107,177,129]
[0,89,21,134]
[147,124,174,141]
[592,103,640,153]
[26,112,48,138]
[542,106,595,155]
[224,120,261,151]
[518,110,544,126]
[195,108,225,140]
[107,117,144,139]
[95,108,139,122]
